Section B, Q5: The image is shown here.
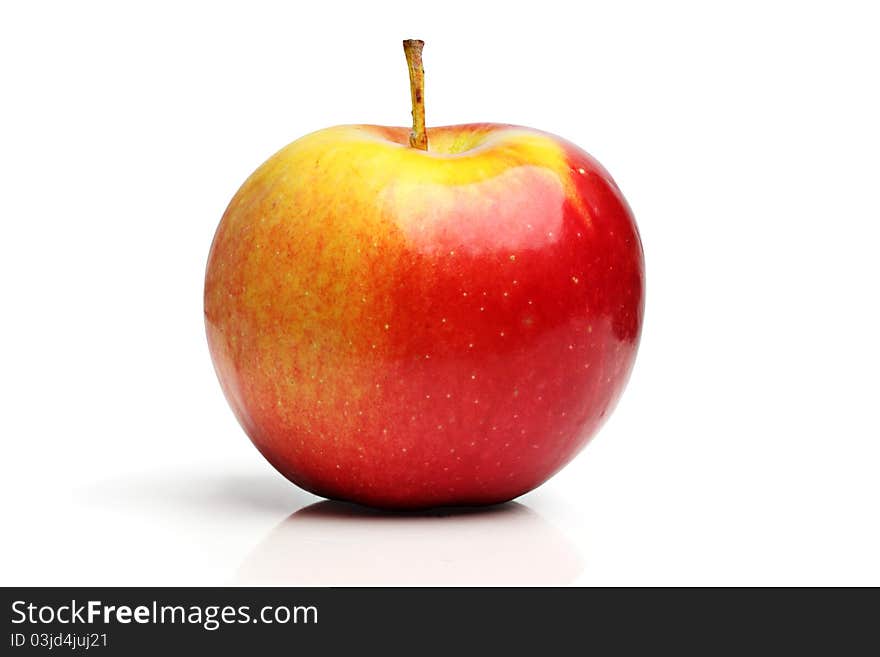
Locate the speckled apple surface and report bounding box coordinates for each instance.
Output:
[205,123,644,509]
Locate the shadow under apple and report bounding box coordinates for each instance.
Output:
[235,499,583,586]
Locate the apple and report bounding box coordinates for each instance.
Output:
[204,41,644,509]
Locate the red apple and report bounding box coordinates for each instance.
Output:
[204,41,644,508]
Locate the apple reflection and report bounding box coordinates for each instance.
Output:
[235,500,582,586]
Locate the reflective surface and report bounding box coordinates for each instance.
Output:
[235,500,583,586]
[64,470,583,586]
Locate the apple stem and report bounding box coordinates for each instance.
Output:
[403,39,428,151]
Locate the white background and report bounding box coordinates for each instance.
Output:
[2,0,878,586]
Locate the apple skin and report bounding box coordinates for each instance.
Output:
[205,123,644,509]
